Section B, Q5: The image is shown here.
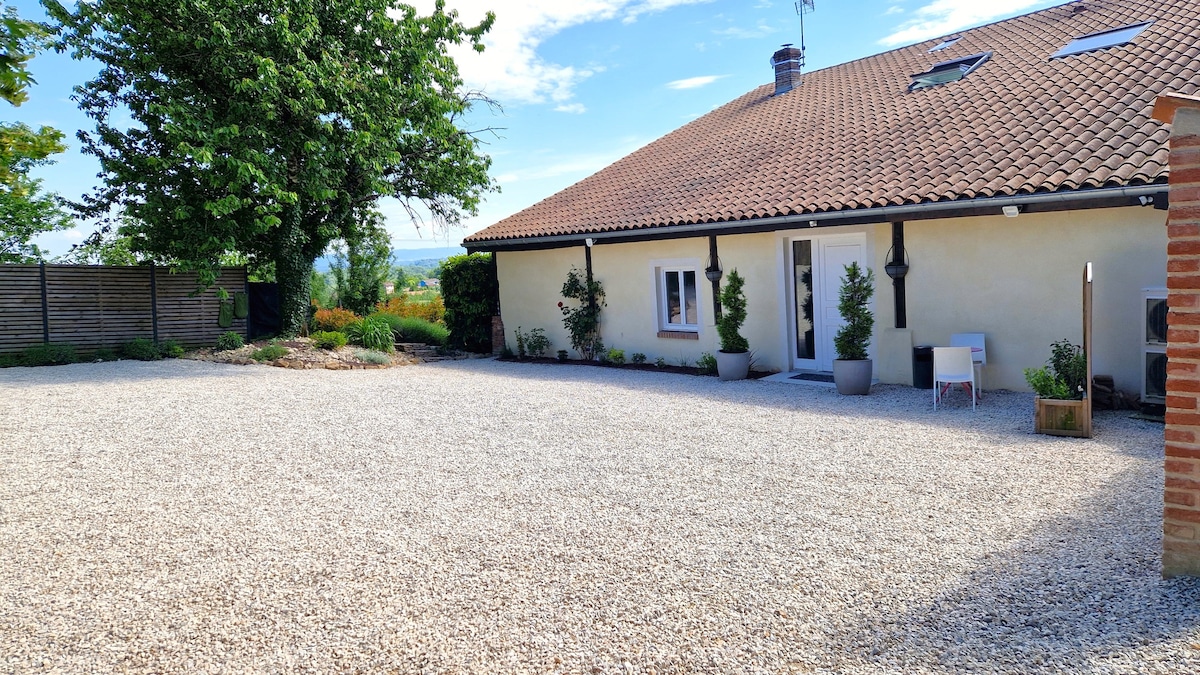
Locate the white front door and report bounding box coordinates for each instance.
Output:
[791,234,868,371]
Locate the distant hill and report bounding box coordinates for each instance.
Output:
[314,246,466,272]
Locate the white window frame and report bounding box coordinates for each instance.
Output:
[652,259,702,333]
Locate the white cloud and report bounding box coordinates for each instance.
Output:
[554,103,588,114]
[884,5,904,16]
[666,75,726,90]
[409,1,713,107]
[878,0,1052,47]
[712,21,778,39]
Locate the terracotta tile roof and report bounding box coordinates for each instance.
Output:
[465,0,1200,245]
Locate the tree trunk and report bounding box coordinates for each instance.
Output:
[274,207,314,337]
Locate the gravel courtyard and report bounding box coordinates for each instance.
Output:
[1,358,1198,674]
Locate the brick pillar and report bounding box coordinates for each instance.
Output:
[491,315,505,356]
[1156,93,1200,578]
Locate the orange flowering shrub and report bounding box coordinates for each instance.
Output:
[312,307,360,332]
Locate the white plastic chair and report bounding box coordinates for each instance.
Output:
[950,332,986,395]
[933,346,976,410]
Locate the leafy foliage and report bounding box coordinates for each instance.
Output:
[697,352,718,375]
[833,262,875,361]
[251,344,288,362]
[47,0,496,335]
[716,269,748,353]
[121,337,161,361]
[353,348,391,365]
[159,339,185,358]
[559,267,605,360]
[312,307,360,333]
[311,331,348,350]
[606,348,625,365]
[345,315,395,352]
[557,349,569,362]
[93,347,118,362]
[514,326,550,358]
[375,294,445,323]
[1024,339,1086,400]
[329,221,393,316]
[215,331,244,351]
[441,252,498,352]
[21,342,77,366]
[377,314,449,346]
[631,352,647,364]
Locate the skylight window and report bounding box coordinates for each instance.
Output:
[928,36,960,53]
[909,52,991,91]
[1051,22,1151,58]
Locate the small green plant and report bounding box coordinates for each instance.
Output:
[834,262,875,361]
[556,349,569,362]
[515,327,550,358]
[216,331,244,351]
[631,353,647,364]
[22,343,78,366]
[311,331,348,350]
[122,338,161,361]
[0,353,20,368]
[697,351,718,375]
[559,267,605,360]
[353,349,391,365]
[346,316,395,352]
[606,348,626,365]
[251,344,288,361]
[716,269,749,354]
[655,357,667,368]
[93,347,119,362]
[159,339,185,358]
[1024,339,1086,400]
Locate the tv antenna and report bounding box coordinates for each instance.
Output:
[795,0,815,67]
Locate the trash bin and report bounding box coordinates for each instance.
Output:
[913,345,934,389]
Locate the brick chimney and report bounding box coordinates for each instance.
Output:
[771,44,804,95]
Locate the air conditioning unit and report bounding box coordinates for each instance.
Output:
[1143,288,1167,404]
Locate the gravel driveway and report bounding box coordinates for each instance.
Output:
[1,358,1197,674]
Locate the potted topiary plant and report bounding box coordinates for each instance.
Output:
[1024,339,1090,437]
[832,261,875,395]
[715,268,750,381]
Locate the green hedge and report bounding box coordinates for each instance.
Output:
[440,252,497,353]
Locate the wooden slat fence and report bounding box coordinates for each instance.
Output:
[0,264,247,354]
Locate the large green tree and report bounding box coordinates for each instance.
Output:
[0,4,71,263]
[48,0,495,334]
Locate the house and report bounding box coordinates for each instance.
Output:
[464,0,1200,393]
[418,278,440,289]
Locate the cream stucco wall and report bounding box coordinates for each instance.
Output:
[900,207,1166,392]
[495,205,1165,392]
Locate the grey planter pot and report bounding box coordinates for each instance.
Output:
[716,350,750,381]
[833,359,873,395]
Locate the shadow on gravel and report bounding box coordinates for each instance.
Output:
[425,359,1161,457]
[821,464,1200,672]
[0,358,255,386]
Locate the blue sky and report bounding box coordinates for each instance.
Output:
[11,0,1061,257]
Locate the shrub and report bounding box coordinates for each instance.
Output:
[559,267,605,360]
[353,348,391,365]
[441,253,498,353]
[0,353,20,367]
[557,349,569,362]
[697,352,718,375]
[655,357,667,368]
[122,338,161,361]
[345,315,395,352]
[1024,339,1087,400]
[515,326,550,358]
[22,343,78,366]
[93,347,119,362]
[312,307,360,332]
[717,269,749,354]
[834,262,875,361]
[311,331,348,350]
[389,315,449,346]
[631,353,647,364]
[216,331,245,351]
[606,348,626,365]
[159,339,185,358]
[251,344,288,361]
[375,294,446,324]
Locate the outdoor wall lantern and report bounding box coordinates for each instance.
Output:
[884,245,909,280]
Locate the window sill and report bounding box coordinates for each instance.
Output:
[658,330,699,340]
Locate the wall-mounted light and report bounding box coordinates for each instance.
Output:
[585,237,594,247]
[808,220,818,227]
[1002,205,1021,218]
[1139,195,1154,206]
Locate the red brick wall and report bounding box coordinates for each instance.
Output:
[1164,106,1200,577]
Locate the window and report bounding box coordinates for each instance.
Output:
[928,36,960,53]
[658,267,699,332]
[1051,22,1150,59]
[908,52,991,91]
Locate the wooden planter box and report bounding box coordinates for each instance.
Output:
[1034,397,1092,438]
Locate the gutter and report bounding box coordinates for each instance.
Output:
[464,184,1167,251]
